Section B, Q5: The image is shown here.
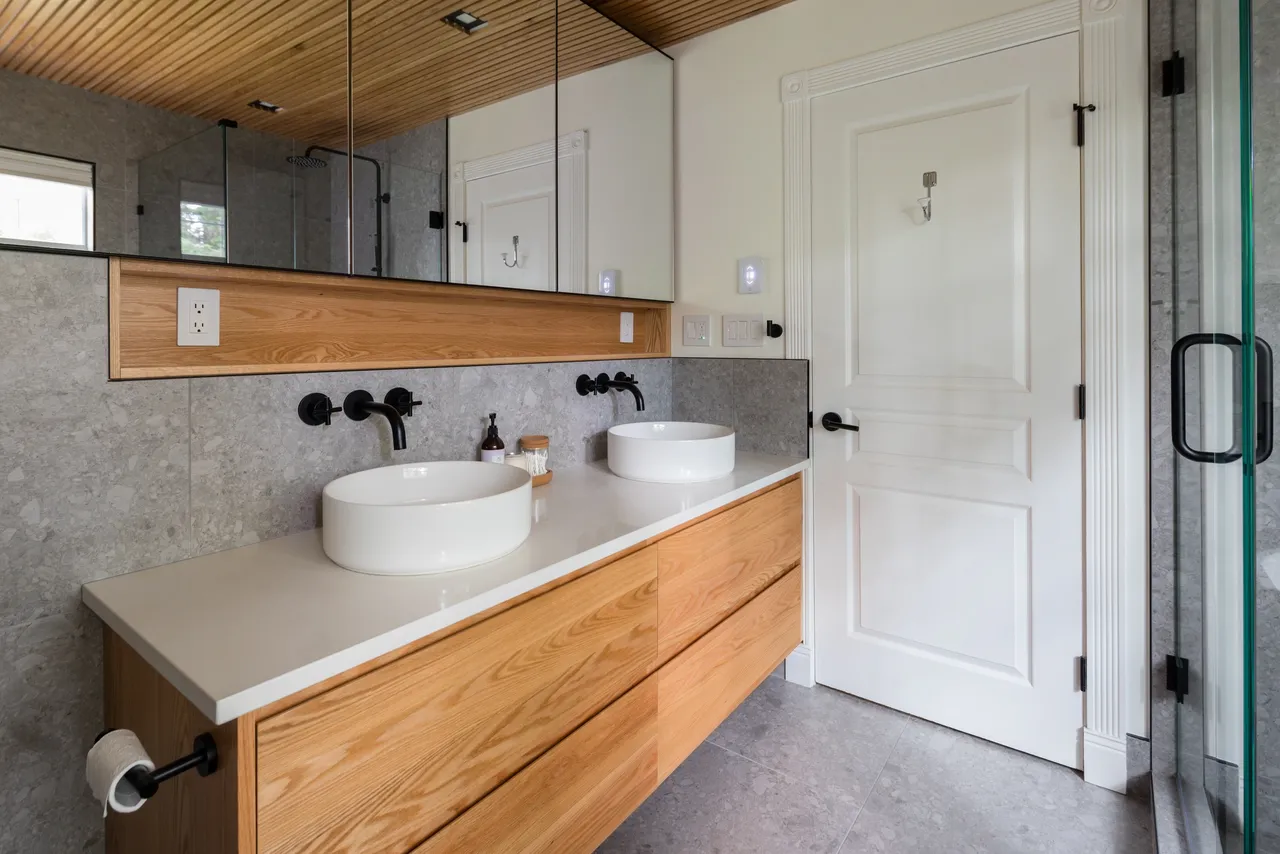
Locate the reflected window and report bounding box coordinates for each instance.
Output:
[179,181,226,260]
[0,146,94,251]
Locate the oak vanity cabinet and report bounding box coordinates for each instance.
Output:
[104,476,803,854]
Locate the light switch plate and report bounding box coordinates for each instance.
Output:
[722,313,764,347]
[683,314,711,347]
[177,287,220,346]
[619,311,634,344]
[598,269,620,295]
[738,257,766,295]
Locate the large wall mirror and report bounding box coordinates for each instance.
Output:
[0,0,351,273]
[0,1,674,301]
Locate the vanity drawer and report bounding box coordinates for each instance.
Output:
[255,546,659,854]
[656,476,801,663]
[658,566,801,780]
[414,676,658,854]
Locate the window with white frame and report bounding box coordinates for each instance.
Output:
[179,180,226,260]
[0,146,94,251]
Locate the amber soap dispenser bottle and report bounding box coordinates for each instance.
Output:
[480,413,506,463]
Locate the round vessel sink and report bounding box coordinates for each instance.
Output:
[322,461,532,575]
[607,422,736,484]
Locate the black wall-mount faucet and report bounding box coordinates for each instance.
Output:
[577,372,645,412]
[344,390,408,451]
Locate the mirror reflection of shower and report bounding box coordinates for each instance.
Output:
[289,146,388,277]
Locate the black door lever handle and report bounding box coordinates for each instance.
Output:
[821,412,859,432]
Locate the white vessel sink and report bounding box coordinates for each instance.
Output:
[322,461,532,575]
[607,422,736,484]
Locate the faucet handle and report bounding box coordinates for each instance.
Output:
[298,393,341,427]
[385,387,423,417]
[613,372,637,384]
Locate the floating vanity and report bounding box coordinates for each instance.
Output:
[84,453,806,854]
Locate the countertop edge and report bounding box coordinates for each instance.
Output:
[84,460,808,724]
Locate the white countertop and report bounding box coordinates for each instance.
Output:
[82,453,807,724]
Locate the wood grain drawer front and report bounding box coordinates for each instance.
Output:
[657,477,801,663]
[658,566,802,781]
[414,677,658,854]
[255,547,659,854]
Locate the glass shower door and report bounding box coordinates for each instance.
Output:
[1168,0,1274,850]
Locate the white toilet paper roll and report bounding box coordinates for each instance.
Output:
[86,729,155,818]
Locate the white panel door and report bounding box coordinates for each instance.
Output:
[464,164,555,291]
[811,33,1084,768]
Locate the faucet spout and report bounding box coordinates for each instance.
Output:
[344,391,408,450]
[608,373,646,412]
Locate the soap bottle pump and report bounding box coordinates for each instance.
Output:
[480,413,506,463]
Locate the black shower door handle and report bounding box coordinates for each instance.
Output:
[1257,336,1274,464]
[1171,332,1274,464]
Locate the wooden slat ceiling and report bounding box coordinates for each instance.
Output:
[587,0,796,47]
[0,0,778,147]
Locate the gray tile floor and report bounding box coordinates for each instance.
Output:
[599,675,1153,854]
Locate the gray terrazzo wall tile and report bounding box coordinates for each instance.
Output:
[0,251,191,854]
[188,358,673,553]
[672,358,809,457]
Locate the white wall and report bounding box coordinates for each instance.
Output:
[668,0,1048,356]
[559,53,674,300]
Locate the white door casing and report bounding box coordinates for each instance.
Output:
[449,131,588,291]
[810,33,1084,769]
[782,0,1147,792]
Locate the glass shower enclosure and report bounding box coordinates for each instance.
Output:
[1162,0,1277,850]
[135,123,444,278]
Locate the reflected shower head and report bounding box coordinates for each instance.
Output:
[287,155,327,169]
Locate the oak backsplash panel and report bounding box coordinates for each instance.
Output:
[109,258,671,379]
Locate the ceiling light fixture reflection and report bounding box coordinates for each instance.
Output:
[441,9,489,34]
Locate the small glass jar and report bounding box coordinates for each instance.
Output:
[520,435,550,476]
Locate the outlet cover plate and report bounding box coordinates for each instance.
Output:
[683,314,711,347]
[177,287,220,346]
[619,311,634,344]
[723,313,764,347]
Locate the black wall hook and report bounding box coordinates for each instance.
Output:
[94,730,218,800]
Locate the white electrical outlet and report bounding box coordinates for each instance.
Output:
[619,311,634,344]
[722,313,765,347]
[177,287,220,346]
[683,315,711,347]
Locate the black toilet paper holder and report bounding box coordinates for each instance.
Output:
[94,730,219,799]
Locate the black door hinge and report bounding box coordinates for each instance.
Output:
[1078,656,1087,692]
[1073,103,1097,147]
[136,204,145,216]
[1166,655,1190,703]
[1162,52,1187,97]
[807,410,814,429]
[1077,385,1086,420]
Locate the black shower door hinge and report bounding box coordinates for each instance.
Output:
[1078,656,1087,692]
[1166,655,1190,703]
[1162,52,1187,97]
[1077,385,1086,420]
[807,410,813,429]
[1073,103,1097,147]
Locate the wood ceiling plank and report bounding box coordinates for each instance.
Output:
[0,0,784,146]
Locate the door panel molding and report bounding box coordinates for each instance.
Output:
[449,130,588,292]
[781,0,1148,793]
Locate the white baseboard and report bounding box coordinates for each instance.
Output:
[1083,728,1128,793]
[784,643,815,688]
